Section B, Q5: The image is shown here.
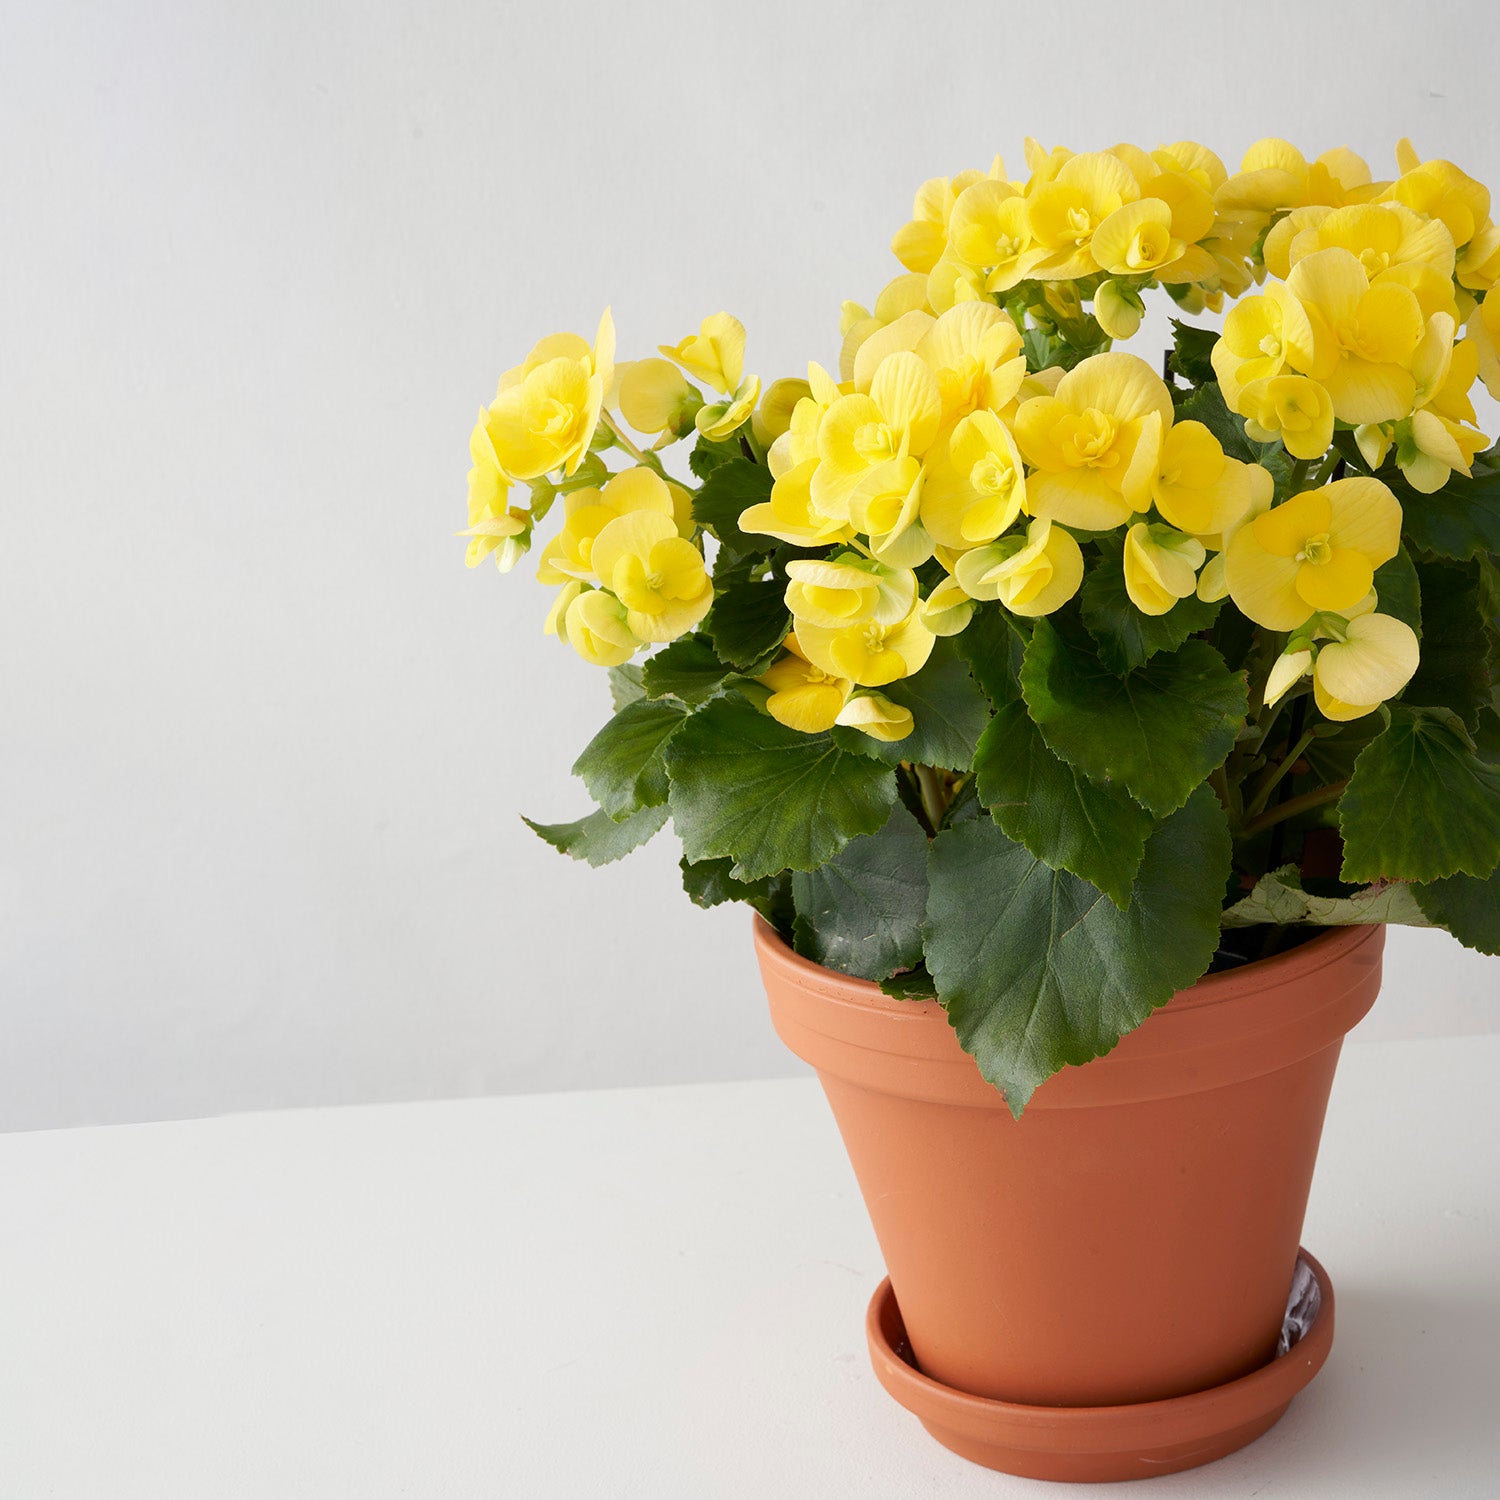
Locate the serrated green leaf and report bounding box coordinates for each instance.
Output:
[641,634,731,706]
[974,701,1155,908]
[1222,865,1430,928]
[1080,536,1222,674]
[688,437,740,481]
[692,457,772,552]
[663,696,896,881]
[704,562,791,674]
[1339,706,1500,883]
[925,784,1229,1117]
[572,698,688,819]
[523,803,668,866]
[1021,620,1248,816]
[952,603,1026,707]
[844,639,992,771]
[1403,559,1491,727]
[678,857,790,928]
[608,663,646,710]
[1412,865,1500,955]
[880,966,938,1000]
[1168,320,1218,385]
[791,805,929,981]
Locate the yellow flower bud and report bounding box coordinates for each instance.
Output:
[1123,523,1207,616]
[836,691,915,743]
[1094,280,1144,340]
[617,358,699,441]
[564,588,639,667]
[918,575,976,637]
[953,518,1084,618]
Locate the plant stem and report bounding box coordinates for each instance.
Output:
[1243,727,1318,820]
[915,765,949,831]
[1240,779,1348,839]
[599,411,664,472]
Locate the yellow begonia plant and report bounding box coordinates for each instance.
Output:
[465,137,1500,1116]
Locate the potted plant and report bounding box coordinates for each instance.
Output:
[460,136,1500,1481]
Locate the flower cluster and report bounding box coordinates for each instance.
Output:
[463,136,1498,741]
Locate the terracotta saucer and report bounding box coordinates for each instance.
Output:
[865,1250,1334,1483]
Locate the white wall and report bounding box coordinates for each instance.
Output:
[2,0,1497,1133]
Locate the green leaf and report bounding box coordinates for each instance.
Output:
[1413,866,1500,955]
[608,663,646,710]
[880,966,938,1000]
[692,457,772,553]
[664,696,896,881]
[1372,547,1422,637]
[641,634,731,706]
[1173,382,1291,492]
[1168,320,1218,385]
[1021,620,1248,816]
[679,857,791,928]
[840,639,992,771]
[688,436,739,481]
[791,805,929,981]
[1080,536,1222,675]
[523,803,668,866]
[1383,450,1500,560]
[974,701,1155,908]
[952,603,1026,706]
[925,784,1229,1117]
[1403,559,1492,728]
[1339,706,1500,883]
[572,698,688,819]
[704,561,791,674]
[1222,865,1431,928]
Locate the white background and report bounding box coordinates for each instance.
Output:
[3,0,1497,1133]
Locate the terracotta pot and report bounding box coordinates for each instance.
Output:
[755,916,1383,1481]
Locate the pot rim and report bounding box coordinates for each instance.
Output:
[754,914,1384,1109]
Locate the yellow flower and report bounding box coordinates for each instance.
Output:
[739,459,855,549]
[891,168,996,274]
[1457,222,1500,292]
[1013,352,1173,529]
[659,312,747,395]
[1210,282,1322,405]
[836,691,914,742]
[812,351,942,514]
[759,633,852,734]
[1094,280,1144,340]
[917,574,976,637]
[1311,612,1421,721]
[1285,249,1427,424]
[1123,523,1206,616]
[848,457,933,567]
[695,375,762,441]
[1262,203,1457,309]
[784,555,916,631]
[839,274,931,384]
[795,607,935,688]
[945,179,1044,291]
[925,254,987,314]
[482,310,615,481]
[1026,152,1141,279]
[536,467,679,584]
[467,410,511,523]
[768,363,843,477]
[1471,294,1500,400]
[919,409,1027,549]
[1237,376,1336,462]
[461,507,530,571]
[1150,420,1257,534]
[1217,140,1375,217]
[1384,142,1491,247]
[1151,141,1228,193]
[915,301,1026,431]
[752,377,813,446]
[1224,477,1402,630]
[952,518,1084,617]
[562,588,640,667]
[617,359,699,444]
[589,511,713,644]
[1090,198,1216,282]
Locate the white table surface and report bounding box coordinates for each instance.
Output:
[1,1033,1497,1499]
